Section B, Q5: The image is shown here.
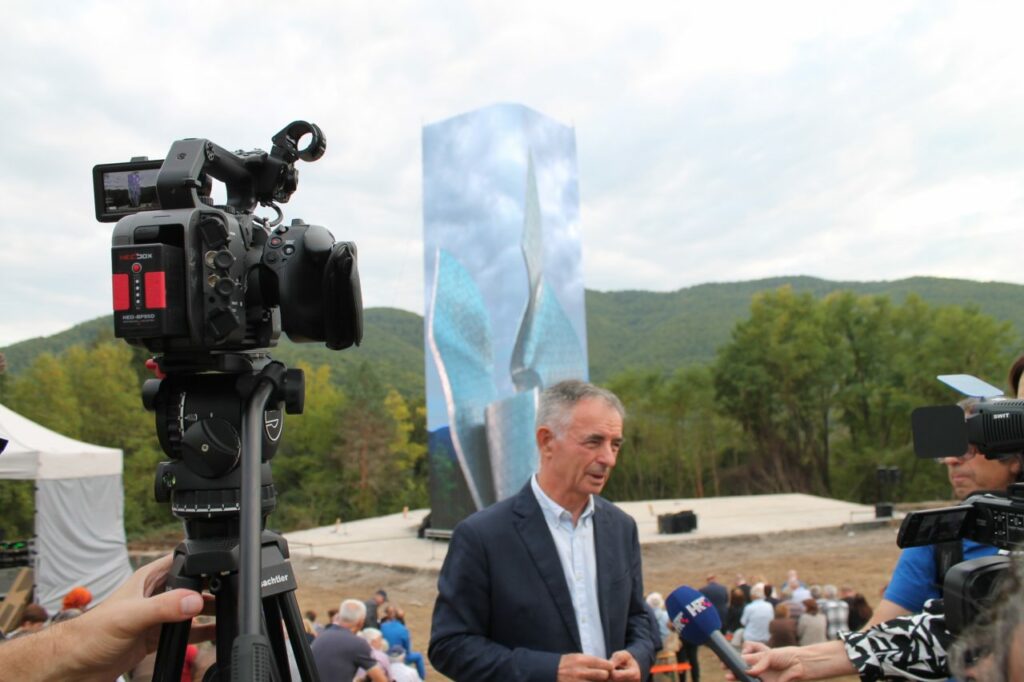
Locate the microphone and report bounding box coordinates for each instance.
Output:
[666,585,760,682]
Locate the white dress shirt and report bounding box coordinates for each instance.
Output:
[531,475,607,658]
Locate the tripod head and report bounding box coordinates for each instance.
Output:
[142,354,317,681]
[143,354,302,530]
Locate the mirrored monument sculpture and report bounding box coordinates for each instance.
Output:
[422,103,589,533]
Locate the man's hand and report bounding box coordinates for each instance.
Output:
[0,554,215,682]
[557,653,616,681]
[609,649,641,681]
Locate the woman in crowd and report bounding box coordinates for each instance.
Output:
[797,599,827,646]
[725,587,748,634]
[768,603,797,648]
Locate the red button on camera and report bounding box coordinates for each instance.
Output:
[132,263,142,273]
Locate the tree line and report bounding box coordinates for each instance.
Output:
[0,341,429,540]
[602,288,1017,505]
[0,286,1017,540]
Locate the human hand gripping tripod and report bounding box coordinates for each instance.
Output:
[145,354,319,682]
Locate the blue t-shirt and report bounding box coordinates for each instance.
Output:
[883,539,1000,612]
[380,619,412,652]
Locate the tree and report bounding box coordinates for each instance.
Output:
[714,287,840,494]
[272,363,347,529]
[383,388,429,509]
[7,353,82,439]
[715,287,1017,502]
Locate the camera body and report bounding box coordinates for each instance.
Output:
[95,121,362,357]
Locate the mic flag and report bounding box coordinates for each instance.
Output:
[665,585,720,644]
[666,585,760,682]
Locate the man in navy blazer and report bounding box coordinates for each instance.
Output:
[429,380,654,681]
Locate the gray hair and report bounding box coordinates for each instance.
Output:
[646,592,665,610]
[823,584,839,599]
[537,380,625,436]
[338,599,366,625]
[359,627,385,649]
[750,583,765,601]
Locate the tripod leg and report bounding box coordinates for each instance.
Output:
[262,596,288,681]
[152,620,191,682]
[152,552,200,682]
[278,590,321,682]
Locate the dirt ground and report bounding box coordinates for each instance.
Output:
[289,522,904,681]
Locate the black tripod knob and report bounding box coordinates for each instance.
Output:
[181,418,240,478]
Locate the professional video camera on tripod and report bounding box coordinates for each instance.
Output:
[93,121,362,681]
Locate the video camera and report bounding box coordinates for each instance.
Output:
[93,120,362,359]
[901,374,1024,634]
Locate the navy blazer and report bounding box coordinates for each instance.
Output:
[429,482,654,681]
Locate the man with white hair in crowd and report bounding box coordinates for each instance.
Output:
[310,599,386,682]
[740,584,773,645]
[357,627,393,681]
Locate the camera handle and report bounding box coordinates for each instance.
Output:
[151,363,318,682]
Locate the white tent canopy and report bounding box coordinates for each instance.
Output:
[0,403,133,613]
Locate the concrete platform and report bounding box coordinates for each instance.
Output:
[283,493,879,572]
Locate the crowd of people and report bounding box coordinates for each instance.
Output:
[0,584,95,641]
[306,590,427,682]
[645,570,876,681]
[0,580,427,681]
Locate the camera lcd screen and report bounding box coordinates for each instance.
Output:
[898,506,970,547]
[93,160,163,222]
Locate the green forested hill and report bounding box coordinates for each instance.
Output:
[5,276,1024,389]
[585,276,1024,382]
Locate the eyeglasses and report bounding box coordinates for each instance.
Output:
[940,445,1017,463]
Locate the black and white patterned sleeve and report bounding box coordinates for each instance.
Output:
[839,600,951,681]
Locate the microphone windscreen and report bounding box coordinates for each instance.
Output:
[666,585,722,645]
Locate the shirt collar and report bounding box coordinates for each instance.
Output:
[531,474,595,527]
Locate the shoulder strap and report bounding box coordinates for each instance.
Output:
[932,540,964,597]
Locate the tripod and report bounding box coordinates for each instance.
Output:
[145,358,319,682]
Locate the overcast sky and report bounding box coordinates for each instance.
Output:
[3,2,1023,347]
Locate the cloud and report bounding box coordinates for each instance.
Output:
[4,2,1024,346]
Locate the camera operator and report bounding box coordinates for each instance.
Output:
[0,554,214,680]
[866,396,1023,630]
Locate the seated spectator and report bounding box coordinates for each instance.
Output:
[741,584,774,645]
[847,593,873,632]
[645,592,670,644]
[5,604,48,639]
[819,584,849,639]
[784,582,807,621]
[305,609,323,635]
[380,604,426,679]
[725,586,748,634]
[388,644,423,682]
[768,603,797,648]
[357,627,392,681]
[797,599,827,645]
[311,600,386,682]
